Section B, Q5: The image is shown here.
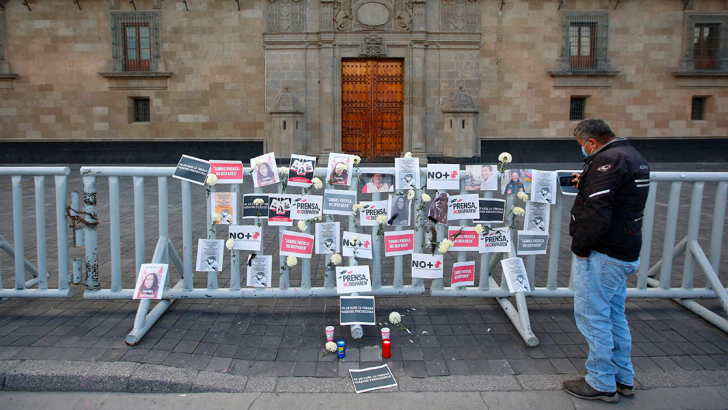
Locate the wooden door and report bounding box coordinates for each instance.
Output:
[342,59,404,161]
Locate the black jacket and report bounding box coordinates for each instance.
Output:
[569,138,650,262]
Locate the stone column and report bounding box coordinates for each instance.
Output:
[269,87,306,158]
[441,84,479,158]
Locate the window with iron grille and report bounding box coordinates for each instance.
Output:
[132,98,150,122]
[682,15,728,72]
[691,96,707,120]
[559,12,610,71]
[111,12,160,72]
[570,97,586,121]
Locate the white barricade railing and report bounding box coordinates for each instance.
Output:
[0,167,72,298]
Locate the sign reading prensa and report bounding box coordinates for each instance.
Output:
[336,265,372,294]
[358,200,389,226]
[478,228,511,253]
[279,230,314,259]
[447,194,480,221]
[447,226,480,251]
[291,195,323,221]
[384,230,414,256]
[340,295,376,325]
[209,160,245,184]
[451,261,475,287]
[516,231,549,255]
[323,189,358,216]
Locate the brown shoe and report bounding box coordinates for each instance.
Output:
[563,377,619,403]
[616,381,635,397]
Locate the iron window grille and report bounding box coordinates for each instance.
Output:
[133,98,151,122]
[681,15,728,72]
[111,12,161,72]
[570,97,586,121]
[559,12,610,71]
[691,97,707,121]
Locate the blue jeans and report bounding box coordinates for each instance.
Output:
[573,250,639,392]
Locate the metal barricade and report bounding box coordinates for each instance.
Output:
[0,167,72,298]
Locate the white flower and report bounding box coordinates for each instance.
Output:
[330,253,342,265]
[517,191,529,201]
[312,177,323,189]
[498,152,512,164]
[438,239,454,253]
[352,204,363,212]
[407,190,415,200]
[404,152,412,158]
[297,220,308,232]
[376,214,388,224]
[212,213,222,223]
[389,311,401,325]
[279,166,289,175]
[286,255,298,267]
[513,207,525,216]
[353,155,361,164]
[350,235,359,245]
[206,174,218,186]
[475,224,484,235]
[225,239,236,250]
[253,198,264,206]
[326,341,337,353]
[422,193,431,202]
[255,159,264,167]
[336,163,347,172]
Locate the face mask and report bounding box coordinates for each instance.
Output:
[581,140,591,157]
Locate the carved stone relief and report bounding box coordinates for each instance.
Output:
[442,83,478,113]
[361,34,386,57]
[266,0,306,33]
[441,0,479,33]
[334,0,412,32]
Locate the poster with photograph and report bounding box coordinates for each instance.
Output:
[315,222,340,254]
[172,155,211,186]
[196,239,224,272]
[326,152,355,186]
[340,296,376,326]
[525,201,550,232]
[428,193,449,224]
[361,173,394,194]
[475,199,506,224]
[501,169,532,195]
[228,225,262,251]
[531,170,557,204]
[465,165,498,191]
[288,154,317,187]
[451,261,475,287]
[209,160,245,184]
[268,195,293,226]
[250,152,280,188]
[447,226,480,252]
[133,263,168,300]
[517,231,549,255]
[557,170,580,196]
[279,230,315,259]
[246,255,272,288]
[349,365,398,394]
[447,194,480,221]
[394,157,421,189]
[387,195,411,226]
[323,189,358,216]
[243,194,269,219]
[336,265,372,294]
[359,200,389,226]
[384,230,415,257]
[478,228,511,253]
[342,231,373,259]
[426,164,460,190]
[411,253,444,279]
[290,195,323,221]
[212,192,236,225]
[501,257,531,292]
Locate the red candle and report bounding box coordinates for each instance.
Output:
[382,339,391,358]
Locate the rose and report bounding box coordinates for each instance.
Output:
[297,220,308,232]
[407,190,415,200]
[255,159,264,167]
[353,155,361,164]
[326,341,337,353]
[517,191,529,201]
[206,174,218,186]
[212,213,222,223]
[475,224,484,235]
[498,152,512,164]
[389,311,401,325]
[376,214,388,224]
[312,177,323,189]
[513,207,525,216]
[336,163,347,172]
[286,255,298,267]
[253,198,264,206]
[350,235,359,245]
[422,193,431,202]
[404,152,412,158]
[438,239,454,253]
[279,166,289,175]
[225,238,235,250]
[330,253,342,265]
[352,204,363,212]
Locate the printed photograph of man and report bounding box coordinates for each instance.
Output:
[428,193,449,224]
[480,165,498,191]
[362,173,393,193]
[504,170,525,195]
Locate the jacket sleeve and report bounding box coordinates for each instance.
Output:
[571,154,626,257]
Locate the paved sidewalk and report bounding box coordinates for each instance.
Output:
[0,162,726,399]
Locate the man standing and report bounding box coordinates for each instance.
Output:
[564,119,650,403]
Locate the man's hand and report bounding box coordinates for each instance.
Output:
[576,255,588,259]
[571,172,581,188]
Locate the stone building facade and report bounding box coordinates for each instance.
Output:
[0,0,727,164]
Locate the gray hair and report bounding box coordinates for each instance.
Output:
[574,118,616,144]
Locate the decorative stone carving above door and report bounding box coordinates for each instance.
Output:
[334,0,412,32]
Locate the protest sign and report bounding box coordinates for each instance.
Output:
[279,231,314,259]
[411,253,444,279]
[384,230,414,256]
[173,155,210,186]
[340,296,376,325]
[349,365,398,394]
[228,225,262,251]
[451,261,475,287]
[336,265,372,294]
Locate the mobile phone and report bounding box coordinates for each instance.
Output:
[560,176,576,187]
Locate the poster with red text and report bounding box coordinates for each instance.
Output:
[447,226,480,251]
[279,231,314,259]
[384,230,414,257]
[451,261,475,287]
[209,160,245,184]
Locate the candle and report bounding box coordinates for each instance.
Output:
[382,339,391,358]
